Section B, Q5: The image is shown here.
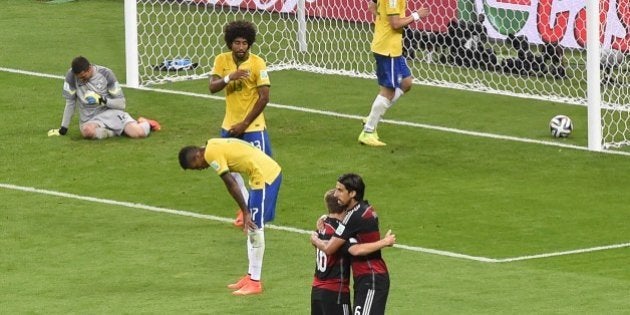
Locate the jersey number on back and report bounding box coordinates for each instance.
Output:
[316,248,328,272]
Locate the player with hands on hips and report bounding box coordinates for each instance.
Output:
[48,56,160,140]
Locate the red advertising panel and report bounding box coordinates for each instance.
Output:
[197,0,457,32]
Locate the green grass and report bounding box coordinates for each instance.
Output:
[1,1,629,314]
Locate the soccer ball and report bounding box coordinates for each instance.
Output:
[549,115,573,138]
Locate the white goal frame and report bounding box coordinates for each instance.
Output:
[124,0,630,152]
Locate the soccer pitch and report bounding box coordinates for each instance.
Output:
[1,1,629,314]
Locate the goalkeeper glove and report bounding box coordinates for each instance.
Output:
[47,126,68,137]
[85,92,107,105]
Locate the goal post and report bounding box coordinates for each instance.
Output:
[586,0,602,152]
[124,0,140,88]
[124,0,629,151]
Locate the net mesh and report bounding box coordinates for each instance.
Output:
[135,0,629,148]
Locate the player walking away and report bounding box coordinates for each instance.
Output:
[358,1,429,146]
[48,56,160,139]
[311,174,396,315]
[312,189,352,315]
[178,138,282,296]
[209,20,272,227]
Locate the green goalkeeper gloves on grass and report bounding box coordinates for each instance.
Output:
[48,127,68,137]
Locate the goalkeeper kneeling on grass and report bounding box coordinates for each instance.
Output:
[48,56,160,139]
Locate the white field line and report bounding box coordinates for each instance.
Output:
[494,242,630,263]
[2,183,628,263]
[2,66,630,157]
[3,67,630,261]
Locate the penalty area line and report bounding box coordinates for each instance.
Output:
[494,242,630,263]
[2,183,627,263]
[2,66,630,157]
[0,182,492,262]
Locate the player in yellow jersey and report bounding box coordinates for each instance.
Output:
[358,1,429,146]
[209,20,272,226]
[178,138,282,296]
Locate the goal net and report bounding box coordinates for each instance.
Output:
[130,0,629,149]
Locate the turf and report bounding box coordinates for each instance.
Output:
[1,1,629,314]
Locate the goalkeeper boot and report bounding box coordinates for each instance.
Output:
[227,274,251,290]
[233,210,244,227]
[232,279,263,296]
[138,117,161,131]
[358,131,386,146]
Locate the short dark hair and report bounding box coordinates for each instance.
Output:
[324,189,345,214]
[178,146,199,169]
[71,56,91,74]
[337,173,365,202]
[224,20,256,49]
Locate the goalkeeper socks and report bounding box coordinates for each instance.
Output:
[391,88,404,105]
[364,94,391,132]
[247,229,265,281]
[231,173,249,201]
[139,121,151,136]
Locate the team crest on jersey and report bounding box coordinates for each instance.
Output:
[210,161,220,171]
[388,0,396,8]
[335,223,345,235]
[260,70,268,79]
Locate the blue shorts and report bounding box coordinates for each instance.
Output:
[221,129,273,157]
[248,173,282,227]
[374,53,412,89]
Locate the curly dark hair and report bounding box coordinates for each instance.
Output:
[224,20,257,49]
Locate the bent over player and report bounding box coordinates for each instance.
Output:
[209,20,272,227]
[178,138,282,295]
[48,56,160,139]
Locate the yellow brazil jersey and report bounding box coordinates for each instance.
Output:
[371,0,406,57]
[204,138,281,190]
[210,52,271,132]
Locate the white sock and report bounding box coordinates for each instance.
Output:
[247,229,265,281]
[139,121,151,136]
[364,94,391,132]
[94,127,114,139]
[247,232,253,276]
[391,88,404,105]
[231,173,249,202]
